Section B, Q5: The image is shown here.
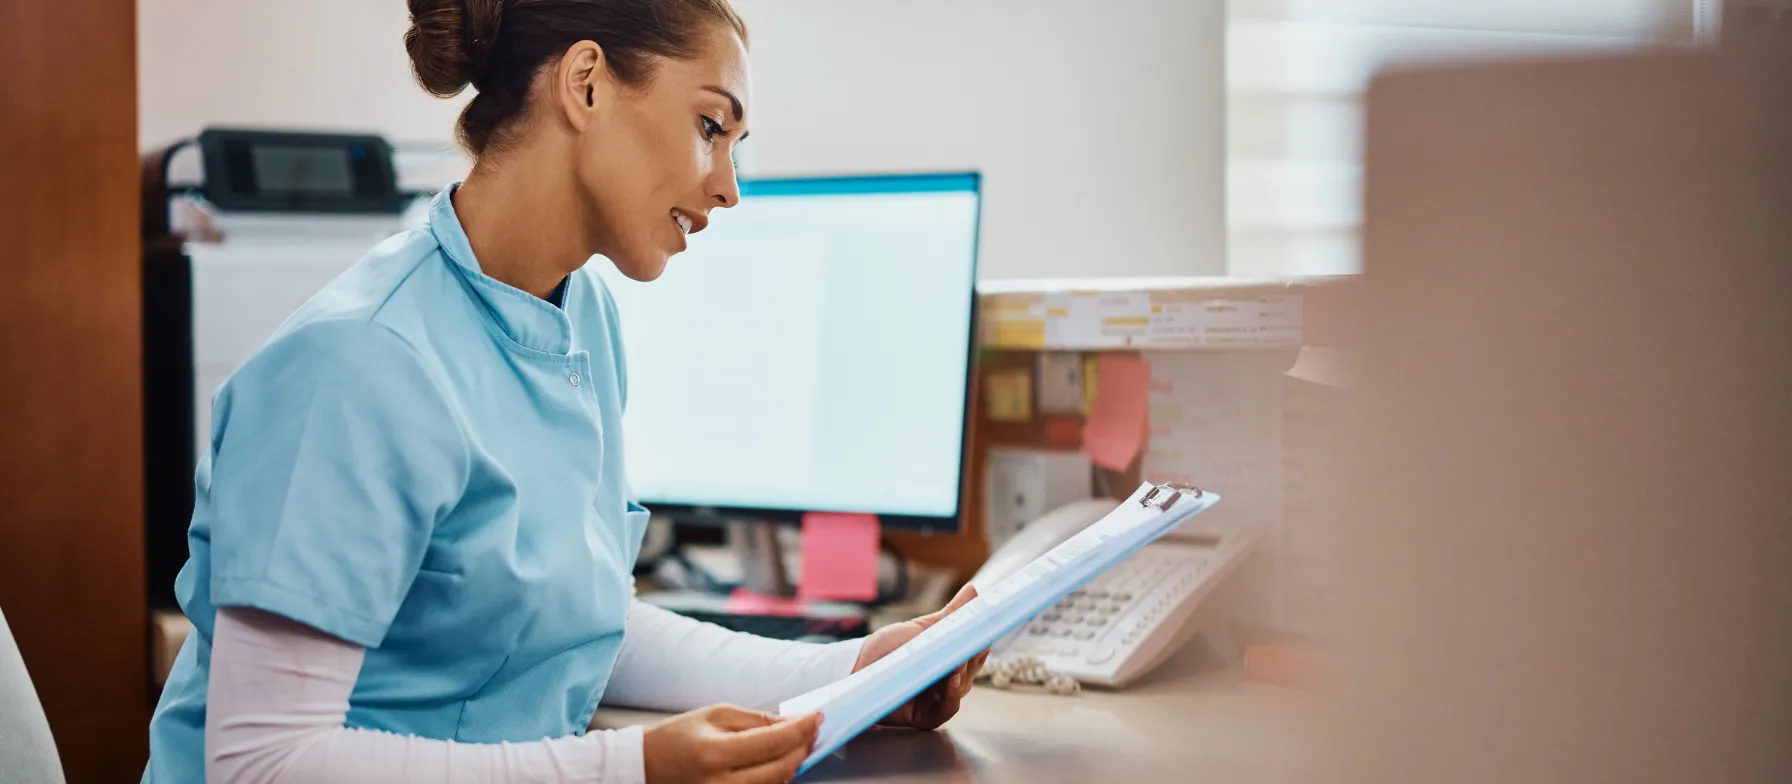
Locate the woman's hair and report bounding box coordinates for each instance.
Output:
[405,0,748,156]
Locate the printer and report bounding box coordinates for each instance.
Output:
[140,128,463,608]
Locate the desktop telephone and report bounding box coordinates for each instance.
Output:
[971,498,1258,688]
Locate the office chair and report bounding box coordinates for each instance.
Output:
[0,607,65,783]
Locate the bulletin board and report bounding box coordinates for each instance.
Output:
[888,276,1357,637]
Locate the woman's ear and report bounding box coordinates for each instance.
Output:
[556,40,607,132]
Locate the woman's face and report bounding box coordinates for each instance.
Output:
[571,25,751,282]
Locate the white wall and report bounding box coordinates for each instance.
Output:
[730,0,1224,279]
[137,0,465,148]
[139,0,1225,279]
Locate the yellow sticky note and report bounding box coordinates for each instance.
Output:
[989,320,1047,349]
[985,368,1034,422]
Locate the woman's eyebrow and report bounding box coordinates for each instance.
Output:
[700,85,744,122]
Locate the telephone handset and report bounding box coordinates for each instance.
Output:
[971,497,1257,688]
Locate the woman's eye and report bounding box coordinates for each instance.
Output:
[700,117,724,141]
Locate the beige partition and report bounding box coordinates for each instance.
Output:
[1334,52,1792,783]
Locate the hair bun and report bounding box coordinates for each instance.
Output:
[405,0,505,98]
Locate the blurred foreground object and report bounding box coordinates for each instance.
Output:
[1244,641,1328,692]
[1721,0,1792,53]
[1335,51,1792,783]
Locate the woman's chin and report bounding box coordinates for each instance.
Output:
[610,252,672,283]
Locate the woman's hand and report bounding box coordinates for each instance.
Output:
[852,585,989,731]
[642,704,821,784]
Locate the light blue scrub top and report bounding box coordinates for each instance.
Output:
[145,187,650,782]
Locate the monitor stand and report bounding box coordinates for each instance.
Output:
[728,521,794,597]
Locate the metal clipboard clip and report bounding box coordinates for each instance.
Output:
[1139,482,1203,511]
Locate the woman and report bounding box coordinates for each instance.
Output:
[144,1,984,781]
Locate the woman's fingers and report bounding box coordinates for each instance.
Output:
[910,585,979,631]
[706,704,779,732]
[933,655,982,702]
[913,688,963,731]
[713,712,820,768]
[728,744,809,784]
[933,584,977,618]
[644,705,814,783]
[865,590,990,731]
[727,740,811,784]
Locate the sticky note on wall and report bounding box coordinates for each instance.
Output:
[798,512,881,602]
[984,368,1033,422]
[1081,354,1151,472]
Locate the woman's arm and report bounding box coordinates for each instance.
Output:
[600,600,865,714]
[207,607,642,784]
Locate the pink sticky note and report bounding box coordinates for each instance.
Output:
[798,512,882,602]
[726,588,808,617]
[1082,354,1152,471]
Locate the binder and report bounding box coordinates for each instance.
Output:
[779,482,1220,774]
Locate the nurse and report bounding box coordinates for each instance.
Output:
[143,1,985,781]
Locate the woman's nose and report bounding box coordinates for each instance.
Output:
[710,161,740,208]
[712,181,739,209]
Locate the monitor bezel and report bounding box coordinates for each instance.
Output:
[633,171,982,535]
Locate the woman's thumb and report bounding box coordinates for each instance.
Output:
[914,584,978,628]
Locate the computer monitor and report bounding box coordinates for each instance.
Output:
[592,173,981,533]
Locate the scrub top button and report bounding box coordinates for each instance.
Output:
[569,372,581,387]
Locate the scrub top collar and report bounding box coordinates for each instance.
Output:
[428,184,577,356]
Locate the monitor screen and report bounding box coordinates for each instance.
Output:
[592,173,980,530]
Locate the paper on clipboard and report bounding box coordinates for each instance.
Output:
[779,482,1220,774]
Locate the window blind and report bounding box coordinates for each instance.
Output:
[1226,0,1710,277]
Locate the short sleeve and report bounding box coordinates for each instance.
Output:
[206,319,469,648]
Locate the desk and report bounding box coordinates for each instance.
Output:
[157,612,1316,781]
[594,644,1318,783]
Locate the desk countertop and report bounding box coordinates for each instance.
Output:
[593,644,1318,783]
[156,610,1316,781]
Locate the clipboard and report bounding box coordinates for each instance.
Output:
[779,481,1220,775]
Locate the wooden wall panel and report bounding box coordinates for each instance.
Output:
[0,1,148,781]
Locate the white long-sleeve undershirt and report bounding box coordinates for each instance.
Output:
[204,602,864,783]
